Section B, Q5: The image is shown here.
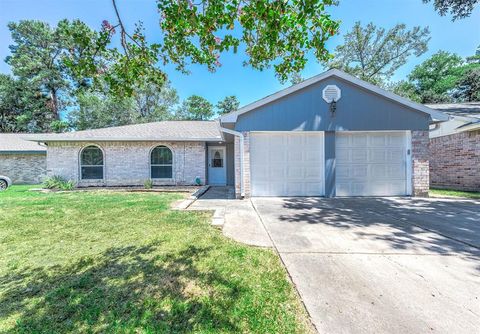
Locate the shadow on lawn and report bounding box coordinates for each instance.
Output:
[0,242,244,333]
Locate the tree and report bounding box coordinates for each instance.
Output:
[290,73,305,85]
[392,50,480,103]
[175,95,214,120]
[328,22,430,86]
[62,0,340,96]
[69,81,179,130]
[6,20,110,120]
[453,68,480,102]
[423,0,479,20]
[69,93,136,130]
[408,51,464,103]
[0,74,52,133]
[216,96,240,114]
[390,80,422,103]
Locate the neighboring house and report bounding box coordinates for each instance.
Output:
[0,133,47,184]
[428,102,480,191]
[28,69,448,197]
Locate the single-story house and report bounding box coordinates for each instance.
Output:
[28,69,448,197]
[0,133,47,184]
[428,102,480,191]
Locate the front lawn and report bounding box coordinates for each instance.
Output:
[0,186,312,333]
[430,188,480,199]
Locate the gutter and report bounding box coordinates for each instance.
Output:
[456,121,480,132]
[219,127,245,198]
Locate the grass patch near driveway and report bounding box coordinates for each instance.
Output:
[0,186,312,333]
[430,188,480,199]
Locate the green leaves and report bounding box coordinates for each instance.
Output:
[175,95,214,120]
[328,22,430,86]
[216,95,240,114]
[401,50,480,103]
[62,0,338,94]
[423,0,479,20]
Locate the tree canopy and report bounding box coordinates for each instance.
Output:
[393,49,480,103]
[69,80,179,130]
[423,0,479,20]
[64,0,339,96]
[6,20,111,120]
[328,22,430,86]
[216,96,240,114]
[175,95,214,120]
[0,74,52,132]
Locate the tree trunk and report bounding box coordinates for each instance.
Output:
[49,89,59,120]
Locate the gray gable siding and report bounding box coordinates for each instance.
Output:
[233,77,430,132]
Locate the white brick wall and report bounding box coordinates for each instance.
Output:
[47,141,206,187]
[234,132,251,198]
[0,153,46,184]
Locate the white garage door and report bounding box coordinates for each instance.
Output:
[250,132,324,196]
[336,132,410,196]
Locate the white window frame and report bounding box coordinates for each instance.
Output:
[79,144,105,181]
[150,145,174,180]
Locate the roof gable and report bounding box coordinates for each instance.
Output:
[221,69,449,123]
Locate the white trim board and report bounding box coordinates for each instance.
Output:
[220,69,449,123]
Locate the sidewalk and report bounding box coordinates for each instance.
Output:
[188,187,272,248]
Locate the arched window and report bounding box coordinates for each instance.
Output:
[80,145,104,180]
[151,146,173,179]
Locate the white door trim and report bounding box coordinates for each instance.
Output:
[208,146,227,186]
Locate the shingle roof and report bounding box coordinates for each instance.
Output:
[426,102,480,119]
[0,133,47,153]
[26,121,224,142]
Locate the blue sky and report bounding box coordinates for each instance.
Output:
[0,0,479,107]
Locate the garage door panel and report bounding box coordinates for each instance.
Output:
[336,132,408,196]
[270,166,285,179]
[287,166,304,178]
[251,132,324,197]
[305,150,323,162]
[287,150,303,162]
[305,166,322,178]
[352,150,368,162]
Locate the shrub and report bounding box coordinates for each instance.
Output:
[144,179,153,189]
[43,175,75,191]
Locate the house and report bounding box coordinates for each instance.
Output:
[428,102,480,191]
[28,69,448,197]
[0,133,47,184]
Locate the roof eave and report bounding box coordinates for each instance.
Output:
[0,150,46,154]
[26,137,224,143]
[457,122,480,132]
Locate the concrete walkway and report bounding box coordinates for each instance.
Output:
[188,187,272,248]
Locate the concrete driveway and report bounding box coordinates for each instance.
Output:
[252,197,480,334]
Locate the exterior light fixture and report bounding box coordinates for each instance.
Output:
[322,85,341,116]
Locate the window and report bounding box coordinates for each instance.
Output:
[151,146,173,179]
[80,145,104,180]
[212,150,223,167]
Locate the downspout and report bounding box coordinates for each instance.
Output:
[219,127,245,198]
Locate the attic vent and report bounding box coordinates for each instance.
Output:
[322,85,341,103]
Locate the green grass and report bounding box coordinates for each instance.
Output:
[430,188,480,199]
[0,186,312,334]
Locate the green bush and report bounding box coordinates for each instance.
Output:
[43,175,75,191]
[144,179,153,189]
